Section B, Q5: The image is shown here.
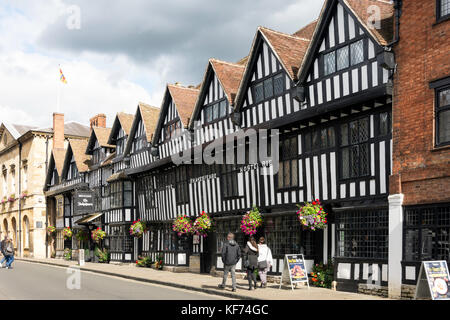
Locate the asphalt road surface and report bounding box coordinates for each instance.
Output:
[0,261,226,300]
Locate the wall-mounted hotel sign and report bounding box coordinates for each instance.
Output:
[73,190,95,215]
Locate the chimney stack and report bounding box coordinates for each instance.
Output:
[90,114,106,129]
[53,112,64,150]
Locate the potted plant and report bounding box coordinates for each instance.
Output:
[75,229,89,242]
[7,194,15,203]
[94,247,109,263]
[193,211,212,238]
[153,254,164,270]
[296,199,327,231]
[62,227,72,240]
[240,206,263,236]
[63,248,72,261]
[129,219,147,238]
[91,227,106,243]
[47,226,56,236]
[310,261,334,288]
[172,215,193,236]
[136,255,153,268]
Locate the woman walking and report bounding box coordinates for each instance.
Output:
[4,238,14,269]
[257,237,273,288]
[243,236,259,290]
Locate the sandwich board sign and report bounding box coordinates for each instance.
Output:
[279,254,309,290]
[414,261,450,300]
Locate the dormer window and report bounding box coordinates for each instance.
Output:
[323,39,365,77]
[67,155,78,180]
[132,119,147,152]
[51,168,58,185]
[252,73,285,105]
[92,140,105,164]
[116,128,127,156]
[163,120,182,141]
[204,99,227,124]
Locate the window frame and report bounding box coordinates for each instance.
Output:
[435,85,450,147]
[437,0,450,22]
[251,71,286,106]
[175,166,190,205]
[276,134,299,191]
[203,98,228,125]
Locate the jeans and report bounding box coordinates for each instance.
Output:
[222,264,236,289]
[0,256,6,266]
[247,268,257,289]
[5,256,13,268]
[259,267,268,284]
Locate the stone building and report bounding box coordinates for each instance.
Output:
[0,114,90,258]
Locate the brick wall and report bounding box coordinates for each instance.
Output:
[391,0,450,205]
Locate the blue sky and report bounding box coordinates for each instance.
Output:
[0,0,323,128]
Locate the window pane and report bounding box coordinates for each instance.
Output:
[439,88,450,107]
[351,40,364,65]
[328,127,336,147]
[337,46,349,71]
[283,161,290,187]
[324,51,336,76]
[291,160,298,186]
[273,74,284,95]
[350,121,359,144]
[359,118,369,142]
[264,78,274,99]
[219,100,227,118]
[304,133,311,152]
[312,130,320,150]
[254,83,264,103]
[320,129,328,148]
[438,109,450,144]
[360,144,369,176]
[380,112,389,135]
[341,124,349,146]
[206,106,212,122]
[350,146,359,177]
[278,163,284,188]
[442,0,450,17]
[212,103,219,120]
[341,148,349,179]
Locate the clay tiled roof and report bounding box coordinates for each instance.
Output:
[210,59,245,105]
[167,84,199,127]
[68,138,90,173]
[52,148,66,175]
[292,20,318,39]
[117,113,135,136]
[259,27,310,81]
[138,102,160,143]
[93,127,115,148]
[344,0,394,46]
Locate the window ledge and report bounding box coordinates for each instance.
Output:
[431,143,450,152]
[433,15,450,26]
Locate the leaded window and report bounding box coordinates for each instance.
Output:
[116,128,127,156]
[324,51,336,76]
[215,218,246,254]
[337,46,349,71]
[340,117,370,179]
[221,163,240,198]
[438,0,450,20]
[136,175,155,210]
[132,119,146,152]
[404,204,450,262]
[379,111,392,136]
[203,99,228,124]
[278,135,298,189]
[336,209,388,259]
[108,225,133,252]
[163,120,182,141]
[350,40,364,66]
[252,73,285,104]
[303,126,335,153]
[175,166,190,204]
[436,86,450,146]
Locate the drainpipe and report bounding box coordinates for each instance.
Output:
[18,141,22,257]
[45,136,49,258]
[385,0,402,48]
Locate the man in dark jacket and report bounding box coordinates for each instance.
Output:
[0,235,7,268]
[218,233,241,292]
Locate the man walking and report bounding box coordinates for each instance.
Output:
[218,233,241,292]
[0,235,7,268]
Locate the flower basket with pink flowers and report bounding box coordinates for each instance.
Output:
[172,215,193,236]
[296,199,328,231]
[240,206,263,236]
[193,211,212,238]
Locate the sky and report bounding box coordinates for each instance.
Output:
[0,0,323,128]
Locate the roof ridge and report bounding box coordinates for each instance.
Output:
[138,101,159,110]
[209,58,245,68]
[168,83,200,91]
[258,26,310,42]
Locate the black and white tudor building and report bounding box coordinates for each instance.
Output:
[44,0,401,294]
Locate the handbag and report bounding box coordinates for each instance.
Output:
[257,247,269,270]
[6,246,13,254]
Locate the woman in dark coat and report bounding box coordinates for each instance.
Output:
[243,236,259,290]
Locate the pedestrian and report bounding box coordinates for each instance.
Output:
[243,236,259,290]
[257,236,273,288]
[4,238,14,269]
[0,235,8,268]
[218,233,241,292]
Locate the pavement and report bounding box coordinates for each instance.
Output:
[15,257,388,300]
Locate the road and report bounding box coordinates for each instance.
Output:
[0,261,227,300]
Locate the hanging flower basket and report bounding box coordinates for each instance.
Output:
[47,226,56,236]
[129,219,147,238]
[240,206,263,236]
[75,229,89,242]
[91,228,106,243]
[193,211,212,238]
[1,197,6,205]
[62,227,72,240]
[172,215,193,236]
[20,191,28,199]
[8,194,15,203]
[296,199,328,231]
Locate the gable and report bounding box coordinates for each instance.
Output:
[303,1,391,108]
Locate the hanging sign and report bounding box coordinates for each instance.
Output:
[73,190,94,214]
[279,254,309,290]
[415,261,450,300]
